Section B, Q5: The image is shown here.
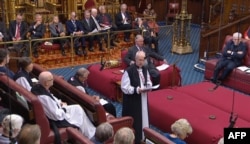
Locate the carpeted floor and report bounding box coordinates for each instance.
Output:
[50,24,204,133]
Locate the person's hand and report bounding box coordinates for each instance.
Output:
[93,95,100,101]
[60,32,65,37]
[12,37,17,41]
[60,102,67,107]
[237,51,243,55]
[130,61,135,65]
[227,50,232,54]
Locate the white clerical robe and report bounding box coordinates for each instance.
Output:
[121,68,152,138]
[38,94,96,138]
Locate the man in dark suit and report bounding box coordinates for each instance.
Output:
[115,3,132,42]
[124,34,168,86]
[82,10,103,52]
[49,15,68,56]
[66,11,86,56]
[28,14,46,58]
[211,32,247,83]
[98,5,117,47]
[9,13,28,55]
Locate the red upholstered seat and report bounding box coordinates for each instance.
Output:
[205,35,250,94]
[148,88,250,144]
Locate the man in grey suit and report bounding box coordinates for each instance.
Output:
[49,15,68,56]
[124,34,168,86]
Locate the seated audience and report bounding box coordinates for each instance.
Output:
[17,124,41,144]
[14,57,34,91]
[49,15,68,56]
[163,118,193,144]
[90,122,114,144]
[9,13,28,55]
[31,71,96,138]
[67,67,116,117]
[115,3,132,42]
[135,17,158,53]
[143,3,157,18]
[66,12,86,56]
[0,114,24,144]
[124,34,167,86]
[28,14,46,58]
[0,49,14,79]
[98,5,117,47]
[211,32,247,84]
[113,127,135,144]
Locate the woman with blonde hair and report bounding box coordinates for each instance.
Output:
[163,118,193,144]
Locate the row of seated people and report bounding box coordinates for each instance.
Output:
[0,48,134,143]
[0,3,160,57]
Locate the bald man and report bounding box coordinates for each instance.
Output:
[211,32,247,83]
[121,50,152,143]
[31,71,96,138]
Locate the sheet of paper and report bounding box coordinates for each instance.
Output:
[99,98,108,105]
[31,78,38,83]
[237,66,250,72]
[119,69,124,73]
[142,84,160,91]
[156,64,169,71]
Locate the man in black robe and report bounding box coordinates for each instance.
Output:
[121,50,152,143]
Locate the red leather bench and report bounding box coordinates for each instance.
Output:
[204,35,250,94]
[87,49,181,100]
[148,88,250,144]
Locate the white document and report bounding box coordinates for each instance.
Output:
[142,84,160,91]
[237,66,250,73]
[102,26,111,30]
[90,28,98,34]
[99,98,108,105]
[156,64,169,71]
[31,78,38,83]
[145,138,155,144]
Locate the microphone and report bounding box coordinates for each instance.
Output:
[228,113,238,128]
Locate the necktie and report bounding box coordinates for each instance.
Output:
[103,15,109,25]
[15,23,20,39]
[55,25,60,34]
[72,21,77,31]
[93,17,101,31]
[86,19,90,27]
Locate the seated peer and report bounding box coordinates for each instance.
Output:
[14,57,34,91]
[0,49,14,79]
[14,57,34,109]
[90,122,114,144]
[0,114,24,144]
[82,10,104,52]
[49,15,68,56]
[135,17,159,53]
[9,13,28,55]
[28,14,46,58]
[67,67,116,117]
[143,3,157,18]
[211,32,247,84]
[98,5,117,47]
[113,127,135,144]
[31,71,96,138]
[163,118,193,144]
[66,12,86,56]
[17,124,41,144]
[115,3,132,42]
[124,34,167,86]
